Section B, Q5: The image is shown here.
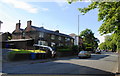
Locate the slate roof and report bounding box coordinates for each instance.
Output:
[31,26,73,39]
[12,28,24,33]
[20,28,24,31]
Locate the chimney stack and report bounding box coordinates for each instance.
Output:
[27,20,32,27]
[16,20,21,30]
[55,30,59,33]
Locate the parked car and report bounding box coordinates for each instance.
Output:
[78,51,91,58]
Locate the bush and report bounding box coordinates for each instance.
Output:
[86,47,93,51]
[7,49,46,61]
[57,49,72,52]
[7,51,32,61]
[57,46,70,49]
[72,45,78,52]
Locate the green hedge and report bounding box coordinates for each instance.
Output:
[57,49,72,52]
[7,51,32,61]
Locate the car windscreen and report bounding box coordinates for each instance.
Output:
[80,51,87,54]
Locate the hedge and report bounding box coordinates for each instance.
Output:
[57,49,72,52]
[7,49,46,61]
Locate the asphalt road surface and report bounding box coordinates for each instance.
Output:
[2,52,118,76]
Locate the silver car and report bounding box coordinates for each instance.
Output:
[78,51,91,58]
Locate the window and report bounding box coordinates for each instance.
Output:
[65,37,70,41]
[51,35,55,40]
[39,32,44,38]
[71,39,74,43]
[67,38,70,41]
[59,43,63,46]
[58,36,61,40]
[38,40,48,46]
[23,32,25,37]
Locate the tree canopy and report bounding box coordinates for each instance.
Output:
[68,1,120,35]
[68,1,120,51]
[80,29,99,51]
[99,34,117,52]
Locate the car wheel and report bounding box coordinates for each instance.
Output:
[78,57,81,59]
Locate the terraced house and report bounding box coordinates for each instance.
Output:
[12,20,74,49]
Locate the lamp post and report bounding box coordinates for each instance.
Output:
[78,15,80,52]
[0,21,3,31]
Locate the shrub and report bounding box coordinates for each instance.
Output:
[7,49,46,61]
[72,45,78,51]
[7,51,32,61]
[57,49,72,52]
[57,46,71,49]
[86,47,93,51]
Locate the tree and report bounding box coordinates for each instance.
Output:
[99,34,117,52]
[80,29,99,51]
[99,42,107,50]
[68,1,120,51]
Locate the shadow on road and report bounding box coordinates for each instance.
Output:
[57,54,110,60]
[2,59,116,76]
[87,54,110,60]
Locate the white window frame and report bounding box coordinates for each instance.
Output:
[39,32,44,38]
[38,40,48,46]
[58,36,62,40]
[51,35,55,40]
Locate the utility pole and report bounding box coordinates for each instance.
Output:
[0,21,3,31]
[78,15,79,52]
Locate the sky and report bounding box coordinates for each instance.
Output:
[0,0,105,44]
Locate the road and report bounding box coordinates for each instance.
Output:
[2,52,118,75]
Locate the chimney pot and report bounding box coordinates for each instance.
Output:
[16,23,21,30]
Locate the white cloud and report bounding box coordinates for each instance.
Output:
[1,21,15,33]
[95,35,105,45]
[1,0,38,13]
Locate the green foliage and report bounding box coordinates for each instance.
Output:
[77,2,120,35]
[8,51,32,54]
[72,45,81,52]
[80,29,99,51]
[99,34,118,52]
[57,46,71,49]
[57,49,72,52]
[68,1,120,51]
[99,42,107,50]
[56,46,72,52]
[7,51,31,61]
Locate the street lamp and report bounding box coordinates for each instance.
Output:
[78,15,80,52]
[0,21,3,31]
